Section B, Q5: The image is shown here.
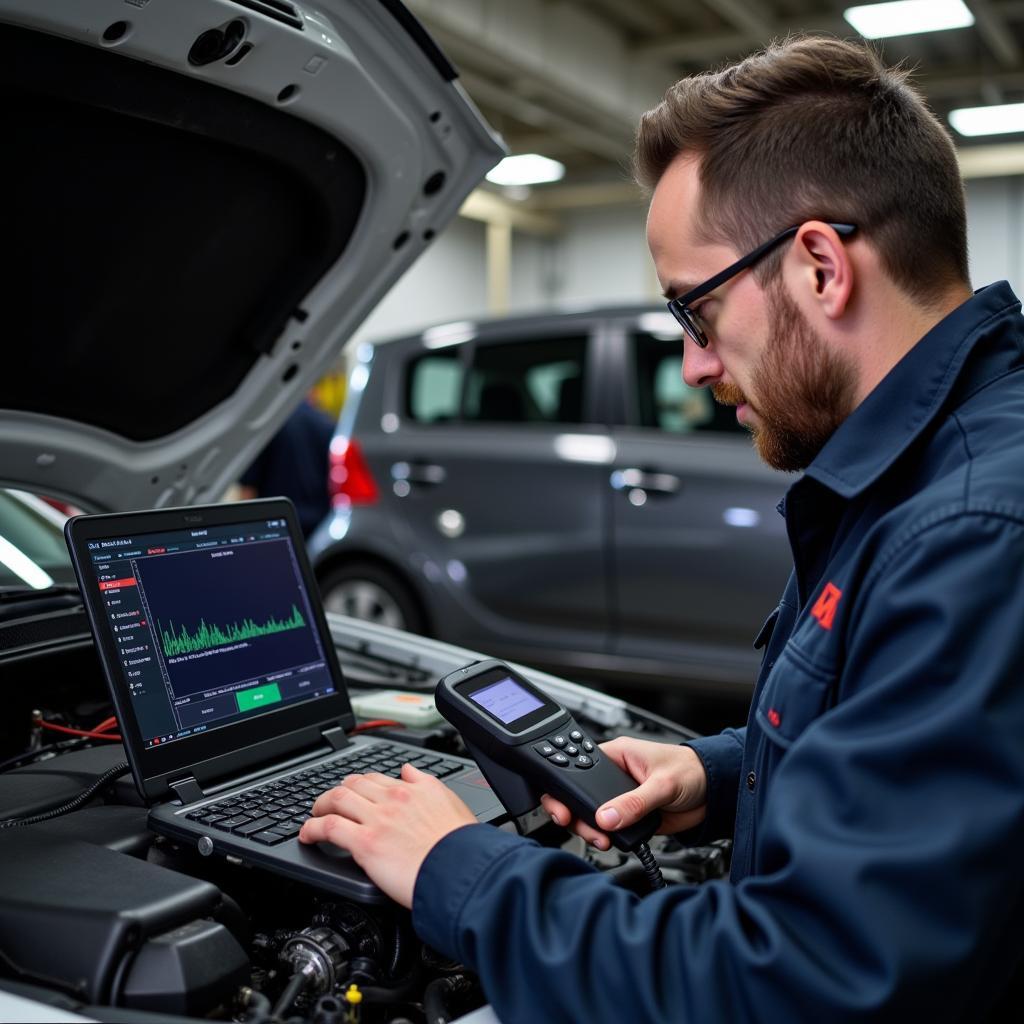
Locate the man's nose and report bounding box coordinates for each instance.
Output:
[682,337,724,389]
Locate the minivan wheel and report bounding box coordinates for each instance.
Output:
[318,561,426,634]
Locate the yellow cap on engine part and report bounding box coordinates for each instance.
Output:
[345,983,363,1005]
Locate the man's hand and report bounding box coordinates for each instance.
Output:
[541,737,708,850]
[299,764,477,908]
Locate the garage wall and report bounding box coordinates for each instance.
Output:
[966,176,1024,295]
[348,215,489,347]
[507,206,657,313]
[347,175,1024,350]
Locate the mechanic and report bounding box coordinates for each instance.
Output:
[299,35,1024,1021]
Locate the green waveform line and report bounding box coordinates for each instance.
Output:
[158,604,306,658]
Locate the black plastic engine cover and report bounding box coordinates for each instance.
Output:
[0,830,241,1005]
[121,917,249,1015]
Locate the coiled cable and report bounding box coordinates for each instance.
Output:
[0,761,130,828]
[635,841,666,890]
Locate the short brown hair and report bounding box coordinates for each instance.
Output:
[635,35,969,302]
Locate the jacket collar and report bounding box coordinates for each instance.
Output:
[804,281,1022,500]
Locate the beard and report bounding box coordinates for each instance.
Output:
[712,285,858,472]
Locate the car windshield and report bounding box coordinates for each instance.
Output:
[0,490,76,591]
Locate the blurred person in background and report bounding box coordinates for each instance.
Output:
[237,396,334,538]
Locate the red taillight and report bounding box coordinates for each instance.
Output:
[329,438,379,506]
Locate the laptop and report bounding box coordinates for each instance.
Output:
[64,498,505,904]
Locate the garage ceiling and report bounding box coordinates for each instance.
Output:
[406,0,1024,195]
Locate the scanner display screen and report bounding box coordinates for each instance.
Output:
[469,676,544,725]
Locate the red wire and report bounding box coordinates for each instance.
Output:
[351,719,403,733]
[41,713,393,742]
[38,719,123,741]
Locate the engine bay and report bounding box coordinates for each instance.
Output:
[0,611,728,1023]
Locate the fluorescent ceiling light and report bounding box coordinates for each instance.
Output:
[843,0,973,38]
[486,154,565,187]
[949,103,1024,138]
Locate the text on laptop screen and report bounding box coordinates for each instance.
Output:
[82,517,335,748]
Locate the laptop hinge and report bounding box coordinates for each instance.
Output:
[322,726,351,752]
[169,774,205,805]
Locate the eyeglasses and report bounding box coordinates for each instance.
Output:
[666,222,857,348]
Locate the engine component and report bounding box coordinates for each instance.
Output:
[120,918,249,1015]
[312,992,347,1024]
[423,974,480,1024]
[0,829,246,1010]
[280,929,352,999]
[238,986,273,1024]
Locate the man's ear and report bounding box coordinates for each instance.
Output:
[788,222,854,320]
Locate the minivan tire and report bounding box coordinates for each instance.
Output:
[317,560,426,635]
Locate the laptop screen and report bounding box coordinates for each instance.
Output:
[80,513,336,750]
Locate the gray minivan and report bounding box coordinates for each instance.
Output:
[308,308,794,696]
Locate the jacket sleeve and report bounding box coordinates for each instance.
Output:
[412,513,1024,1023]
[680,727,745,842]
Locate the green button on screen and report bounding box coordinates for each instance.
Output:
[236,682,282,713]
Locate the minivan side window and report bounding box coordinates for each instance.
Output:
[406,350,464,423]
[631,332,742,434]
[406,336,590,426]
[462,336,589,425]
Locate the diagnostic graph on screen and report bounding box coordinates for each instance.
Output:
[136,541,321,699]
[159,604,307,658]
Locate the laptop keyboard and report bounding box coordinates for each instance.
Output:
[183,743,465,846]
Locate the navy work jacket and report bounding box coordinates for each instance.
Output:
[412,282,1024,1023]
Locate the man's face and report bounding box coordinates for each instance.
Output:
[647,156,856,472]
[737,283,858,471]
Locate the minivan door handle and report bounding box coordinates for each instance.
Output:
[392,460,447,486]
[610,467,681,495]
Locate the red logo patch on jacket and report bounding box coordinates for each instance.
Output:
[811,582,843,630]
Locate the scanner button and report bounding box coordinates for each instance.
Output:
[565,744,579,757]
[551,735,567,748]
[582,739,595,753]
[569,730,583,742]
[551,753,571,766]
[535,742,556,757]
[575,755,594,769]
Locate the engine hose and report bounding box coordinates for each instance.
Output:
[635,841,666,891]
[423,974,474,1024]
[0,761,130,828]
[272,969,312,1019]
[388,917,407,979]
[349,973,422,1004]
[238,987,272,1024]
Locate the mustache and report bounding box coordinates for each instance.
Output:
[712,383,747,407]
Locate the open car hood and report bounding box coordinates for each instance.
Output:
[0,0,503,512]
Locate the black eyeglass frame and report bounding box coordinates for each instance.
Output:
[666,222,857,348]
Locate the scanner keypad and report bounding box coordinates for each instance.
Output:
[538,729,596,769]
